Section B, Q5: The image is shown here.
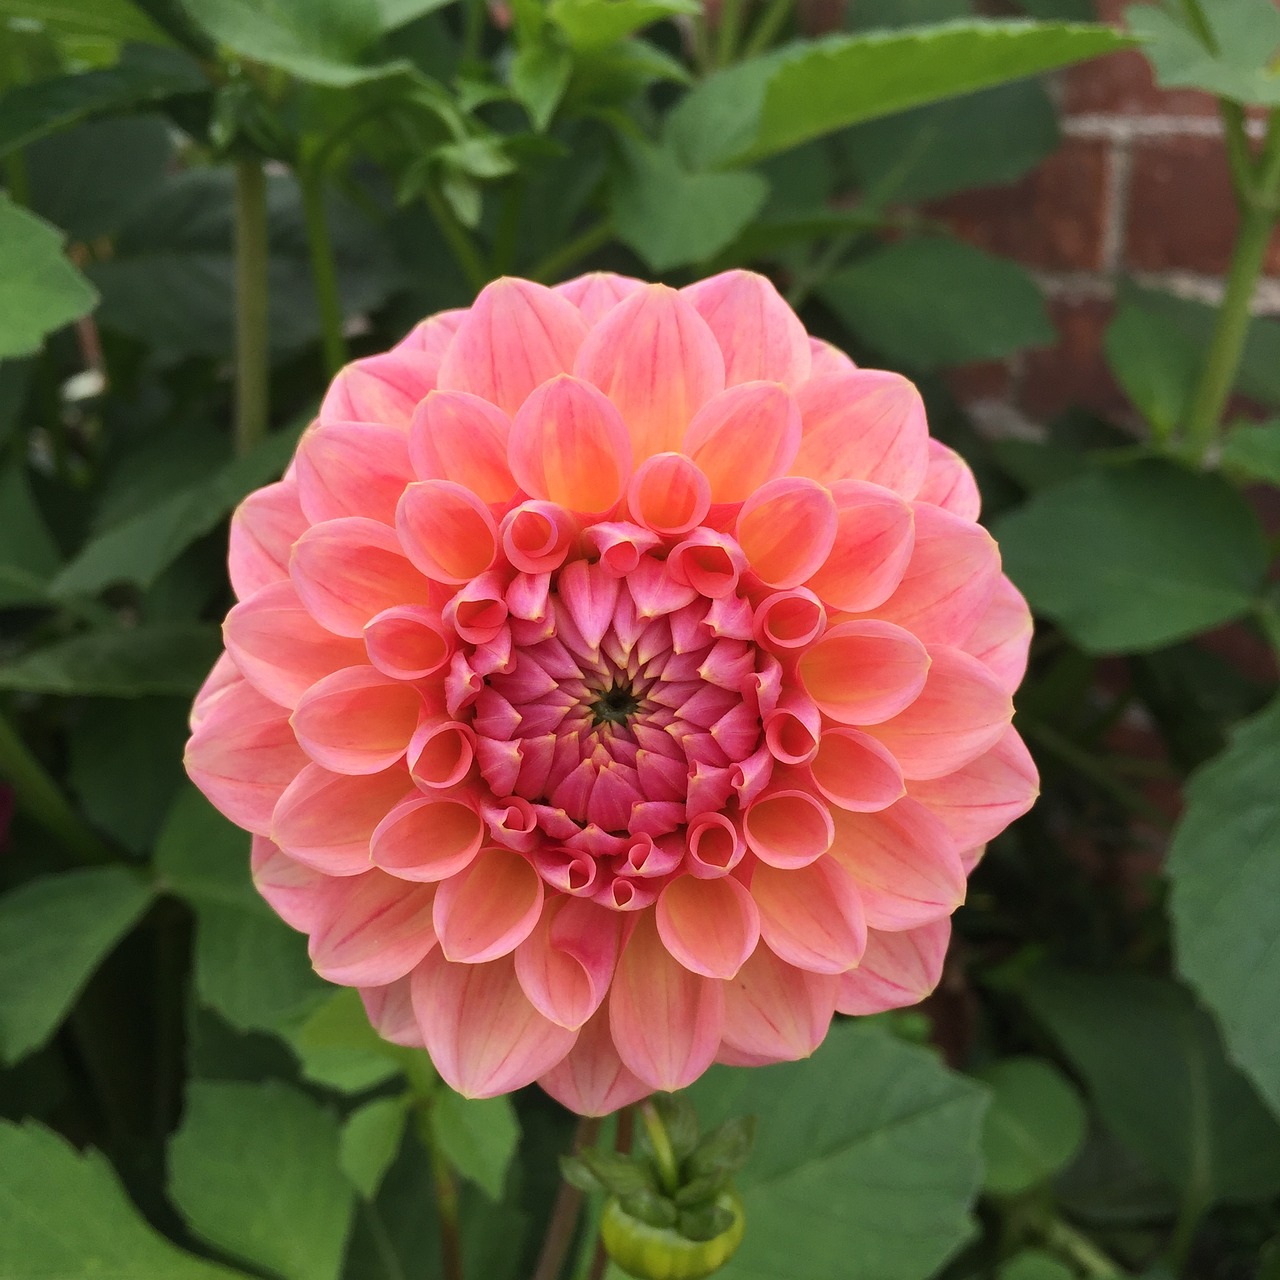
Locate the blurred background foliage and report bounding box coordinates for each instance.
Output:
[1,0,1280,1278]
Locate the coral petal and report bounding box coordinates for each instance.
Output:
[963,575,1033,696]
[798,620,930,726]
[719,946,837,1066]
[626,453,712,536]
[736,477,837,588]
[515,897,619,1029]
[538,1003,650,1115]
[656,874,759,979]
[555,271,646,323]
[433,847,544,963]
[229,481,307,601]
[410,390,517,505]
[683,382,802,503]
[370,794,485,882]
[809,728,905,812]
[753,856,866,975]
[396,480,499,585]
[683,270,812,387]
[743,785,833,868]
[291,667,422,774]
[361,975,424,1047]
[835,919,951,1015]
[295,421,413,525]
[918,439,981,521]
[251,835,330,931]
[310,870,436,985]
[807,479,915,613]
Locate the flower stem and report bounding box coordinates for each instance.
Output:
[233,155,270,457]
[298,163,348,377]
[715,0,747,66]
[639,1100,680,1196]
[429,1139,465,1280]
[0,709,112,865]
[532,1116,603,1280]
[742,0,793,58]
[1042,1217,1126,1278]
[1183,110,1280,455]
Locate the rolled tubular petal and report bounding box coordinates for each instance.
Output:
[683,270,812,386]
[736,477,837,588]
[743,784,834,868]
[538,1004,650,1116]
[433,847,544,963]
[627,453,712,536]
[609,912,725,1090]
[410,391,517,505]
[310,871,437,985]
[753,855,867,975]
[229,481,307,601]
[408,719,477,790]
[806,480,915,613]
[500,501,577,574]
[365,605,453,681]
[370,794,485,881]
[396,480,499,585]
[719,946,838,1067]
[798,620,930,726]
[656,874,760,979]
[753,589,826,652]
[683,382,802,503]
[295,421,414,525]
[515,897,619,1029]
[835,919,951,1016]
[411,951,576,1097]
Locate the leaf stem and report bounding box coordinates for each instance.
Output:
[1183,110,1280,455]
[298,163,349,377]
[742,0,793,58]
[715,0,747,66]
[233,155,270,457]
[639,1099,680,1196]
[1166,1188,1207,1277]
[422,181,490,294]
[429,1136,465,1280]
[532,1116,604,1280]
[0,709,112,865]
[1042,1217,1126,1278]
[530,220,614,284]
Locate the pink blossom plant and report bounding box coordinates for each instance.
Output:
[185,270,1038,1113]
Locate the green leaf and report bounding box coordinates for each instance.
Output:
[611,136,769,271]
[1220,420,1280,486]
[1021,970,1280,1204]
[0,868,152,1065]
[1169,696,1280,1118]
[999,1250,1075,1280]
[549,0,697,49]
[687,1020,986,1279]
[0,48,207,158]
[155,786,262,913]
[685,1116,756,1180]
[820,237,1053,370]
[1103,297,1200,437]
[170,1080,356,1280]
[565,1148,657,1197]
[52,422,301,597]
[510,43,573,131]
[0,0,174,44]
[375,0,457,28]
[666,21,1129,170]
[342,1095,410,1199]
[976,1057,1087,1196]
[1127,0,1280,106]
[0,623,222,696]
[0,1120,249,1279]
[0,463,62,607]
[0,194,98,358]
[994,460,1268,653]
[431,1090,521,1201]
[284,987,405,1093]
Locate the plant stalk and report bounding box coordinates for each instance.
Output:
[234,155,270,457]
[1042,1217,1125,1278]
[638,1100,680,1196]
[531,1116,603,1280]
[422,182,490,294]
[299,164,349,376]
[743,0,793,58]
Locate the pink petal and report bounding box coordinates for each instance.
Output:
[792,370,928,498]
[626,452,712,537]
[191,652,240,731]
[554,271,646,324]
[408,719,477,790]
[361,975,424,1047]
[718,945,838,1066]
[835,919,951,1016]
[683,382,802,503]
[294,421,413,525]
[683,270,812,387]
[229,480,307,601]
[508,375,632,514]
[917,439,981,521]
[763,691,822,766]
[962,575,1033,696]
[865,645,1013,781]
[291,666,422,774]
[409,390,517,505]
[908,726,1039,848]
[584,522,662,575]
[538,1004,650,1116]
[609,911,724,1091]
[370,793,485,881]
[575,284,725,461]
[657,874,760,980]
[185,678,307,835]
[271,762,414,876]
[797,620,930,726]
[686,813,746,878]
[251,835,330,931]
[806,479,915,613]
[444,570,509,645]
[365,605,453,681]
[871,503,1000,648]
[433,847,544,963]
[667,531,747,599]
[809,727,905,812]
[827,798,966,931]
[743,783,834,868]
[224,580,365,709]
[309,870,437,985]
[411,951,576,1097]
[396,480,499,585]
[291,516,434,637]
[807,337,856,377]
[514,897,619,1029]
[500,501,577,574]
[436,278,589,415]
[752,855,867,975]
[736,477,838,588]
[753,588,826,653]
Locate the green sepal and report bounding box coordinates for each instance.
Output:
[676,1201,736,1243]
[652,1093,699,1161]
[674,1171,729,1208]
[561,1149,657,1198]
[685,1116,756,1181]
[619,1188,679,1230]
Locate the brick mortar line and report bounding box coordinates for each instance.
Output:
[1063,114,1268,142]
[1100,135,1132,275]
[1032,269,1280,314]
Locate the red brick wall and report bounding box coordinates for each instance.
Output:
[938,0,1280,428]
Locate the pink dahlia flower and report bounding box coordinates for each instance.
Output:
[185,271,1037,1112]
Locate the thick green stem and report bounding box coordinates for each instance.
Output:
[1183,113,1280,454]
[742,0,793,58]
[234,156,270,457]
[715,0,747,66]
[530,220,613,284]
[532,1116,603,1280]
[638,1100,680,1197]
[299,164,348,377]
[0,710,112,865]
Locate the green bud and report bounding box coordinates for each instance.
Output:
[601,1189,746,1280]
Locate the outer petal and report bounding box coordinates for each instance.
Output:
[797,620,930,726]
[294,421,413,526]
[224,580,365,709]
[735,477,837,589]
[411,951,576,1097]
[609,912,724,1091]
[962,575,1033,696]
[807,337,856,378]
[396,480,499,586]
[436,278,589,415]
[792,370,928,498]
[185,678,307,834]
[827,798,966,931]
[361,975,424,1047]
[191,652,240,731]
[251,835,330,932]
[682,382,802,504]
[538,1004,650,1116]
[806,479,915,614]
[682,270,812,387]
[433,848,544,963]
[554,271,646,324]
[291,666,423,774]
[835,919,950,1015]
[908,726,1039,848]
[917,439,981,521]
[656,874,760,980]
[575,284,725,460]
[229,480,307,601]
[309,870,437,985]
[515,897,620,1030]
[865,646,1013,781]
[718,946,838,1067]
[409,391,517,505]
[370,794,486,882]
[809,727,905,813]
[752,855,867,975]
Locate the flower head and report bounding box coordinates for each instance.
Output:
[185,270,1037,1111]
